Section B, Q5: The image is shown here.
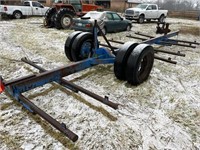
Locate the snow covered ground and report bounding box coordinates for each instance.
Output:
[0,17,200,150]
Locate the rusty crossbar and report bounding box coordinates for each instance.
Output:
[99,30,189,65]
[19,94,79,142]
[130,31,199,48]
[1,55,119,142]
[99,42,178,63]
[21,57,119,110]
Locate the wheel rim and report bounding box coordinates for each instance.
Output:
[15,13,21,19]
[137,51,153,82]
[62,15,71,28]
[139,17,144,23]
[79,40,92,59]
[125,44,154,85]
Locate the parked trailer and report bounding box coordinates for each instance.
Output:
[0,21,199,142]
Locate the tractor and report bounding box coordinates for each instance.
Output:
[44,0,103,29]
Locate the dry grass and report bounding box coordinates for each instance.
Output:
[180,26,200,36]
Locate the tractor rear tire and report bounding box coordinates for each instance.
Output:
[54,8,75,29]
[65,31,82,61]
[44,8,56,27]
[114,42,138,80]
[71,32,94,62]
[125,44,154,85]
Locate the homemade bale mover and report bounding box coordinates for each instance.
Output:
[0,21,199,142]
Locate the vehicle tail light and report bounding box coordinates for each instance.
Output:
[0,77,5,94]
[4,6,8,11]
[85,23,92,28]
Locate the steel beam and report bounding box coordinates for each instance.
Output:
[21,57,119,109]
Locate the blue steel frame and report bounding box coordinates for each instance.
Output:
[4,50,115,112]
[2,29,179,112]
[0,24,182,142]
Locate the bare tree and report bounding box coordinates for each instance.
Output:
[154,0,198,11]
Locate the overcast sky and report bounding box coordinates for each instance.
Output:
[127,0,199,4]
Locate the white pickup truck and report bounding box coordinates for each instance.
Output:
[0,1,49,19]
[125,4,168,23]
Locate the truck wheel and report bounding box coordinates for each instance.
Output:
[114,42,138,80]
[125,44,154,85]
[158,15,165,23]
[65,31,82,61]
[138,15,145,24]
[44,8,56,27]
[71,32,94,61]
[54,8,75,29]
[13,11,22,19]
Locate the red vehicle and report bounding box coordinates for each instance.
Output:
[44,0,103,29]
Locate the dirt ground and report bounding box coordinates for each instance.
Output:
[0,17,200,150]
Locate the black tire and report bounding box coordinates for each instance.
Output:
[64,31,82,61]
[125,44,154,85]
[114,42,138,80]
[54,8,75,29]
[71,32,94,61]
[137,15,145,24]
[158,15,165,23]
[44,7,56,27]
[13,11,22,19]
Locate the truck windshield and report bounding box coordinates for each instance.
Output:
[136,4,148,10]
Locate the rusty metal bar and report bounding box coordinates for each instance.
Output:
[108,39,125,44]
[95,21,115,54]
[154,49,185,57]
[18,94,78,142]
[99,44,177,64]
[169,39,200,45]
[154,55,177,64]
[126,35,147,41]
[99,43,118,49]
[135,32,154,38]
[159,41,196,48]
[21,58,119,110]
